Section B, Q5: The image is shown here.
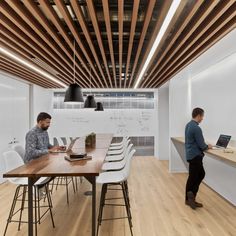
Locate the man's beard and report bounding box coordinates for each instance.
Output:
[41,126,49,131]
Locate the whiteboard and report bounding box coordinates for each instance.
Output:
[50,109,157,138]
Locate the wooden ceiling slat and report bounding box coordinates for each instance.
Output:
[141,0,203,88]
[0,57,58,87]
[118,0,124,88]
[0,56,56,85]
[0,33,33,59]
[132,0,174,88]
[22,0,89,88]
[54,0,105,88]
[70,0,109,88]
[0,41,66,87]
[86,0,113,88]
[0,0,234,89]
[124,0,140,88]
[127,0,156,88]
[38,0,98,88]
[2,1,75,81]
[0,67,55,88]
[145,0,220,88]
[0,13,72,84]
[0,60,57,88]
[0,67,56,88]
[150,1,236,87]
[1,31,69,86]
[155,17,236,88]
[102,0,117,88]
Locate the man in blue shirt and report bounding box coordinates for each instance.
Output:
[24,112,65,163]
[185,108,212,209]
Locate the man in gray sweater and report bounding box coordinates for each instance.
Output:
[24,112,64,163]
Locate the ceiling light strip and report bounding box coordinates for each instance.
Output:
[134,0,181,89]
[0,47,67,88]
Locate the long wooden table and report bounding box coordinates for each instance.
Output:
[3,133,113,236]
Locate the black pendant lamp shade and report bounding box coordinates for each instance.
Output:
[64,83,84,103]
[84,95,96,108]
[95,102,104,111]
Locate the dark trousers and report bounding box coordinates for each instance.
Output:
[185,155,205,201]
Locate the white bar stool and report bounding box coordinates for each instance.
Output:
[3,150,55,236]
[96,149,136,236]
[102,144,133,171]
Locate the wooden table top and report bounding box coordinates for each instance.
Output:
[171,137,236,167]
[3,133,113,178]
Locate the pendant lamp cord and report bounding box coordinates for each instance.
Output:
[73,39,76,84]
[89,64,92,94]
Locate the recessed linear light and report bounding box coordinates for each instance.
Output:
[134,0,181,89]
[0,47,67,88]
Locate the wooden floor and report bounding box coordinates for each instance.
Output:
[0,157,235,236]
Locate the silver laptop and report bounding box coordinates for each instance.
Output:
[52,138,78,153]
[213,135,231,149]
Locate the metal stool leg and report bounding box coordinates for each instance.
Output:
[34,186,38,236]
[80,177,83,183]
[122,183,133,235]
[124,181,131,208]
[18,186,27,231]
[65,177,69,205]
[45,184,55,228]
[71,177,76,193]
[122,182,132,222]
[97,184,107,236]
[4,185,21,236]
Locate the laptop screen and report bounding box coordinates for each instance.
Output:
[216,135,231,148]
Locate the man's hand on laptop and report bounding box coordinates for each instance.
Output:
[208,144,213,149]
[58,146,66,151]
[49,146,61,153]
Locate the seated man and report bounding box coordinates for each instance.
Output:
[24,112,64,163]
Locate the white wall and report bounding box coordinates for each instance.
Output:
[0,72,30,183]
[157,83,169,160]
[31,85,53,127]
[191,53,236,144]
[167,29,236,205]
[169,68,191,172]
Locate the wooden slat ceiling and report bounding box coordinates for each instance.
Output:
[0,0,235,89]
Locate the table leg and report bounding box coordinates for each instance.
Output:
[85,176,96,236]
[92,176,96,236]
[28,177,34,236]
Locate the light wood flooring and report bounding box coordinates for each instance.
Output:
[0,157,235,236]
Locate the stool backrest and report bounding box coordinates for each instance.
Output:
[3,150,24,172]
[12,144,25,160]
[123,139,130,150]
[123,143,133,159]
[122,149,136,180]
[65,137,72,146]
[53,137,64,146]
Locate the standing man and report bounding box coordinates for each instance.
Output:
[185,108,212,209]
[24,112,65,163]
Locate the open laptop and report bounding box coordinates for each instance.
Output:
[52,138,78,153]
[212,134,231,149]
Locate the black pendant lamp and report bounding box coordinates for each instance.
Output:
[84,95,96,108]
[64,40,83,103]
[95,102,104,111]
[64,83,83,103]
[84,65,96,108]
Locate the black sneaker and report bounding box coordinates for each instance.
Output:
[195,201,203,207]
[186,191,197,210]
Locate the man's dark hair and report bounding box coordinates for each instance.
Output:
[192,108,204,118]
[37,112,51,122]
